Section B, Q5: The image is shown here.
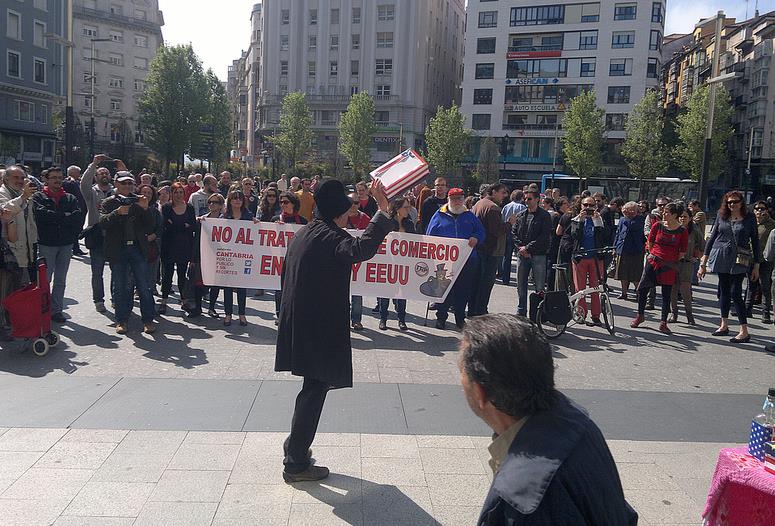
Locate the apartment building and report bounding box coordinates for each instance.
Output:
[461,0,664,179]
[231,0,465,172]
[71,0,163,163]
[0,0,67,170]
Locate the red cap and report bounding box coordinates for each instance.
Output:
[448,188,464,197]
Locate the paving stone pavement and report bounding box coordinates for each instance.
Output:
[0,255,771,525]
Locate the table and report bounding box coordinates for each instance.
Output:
[703,447,775,526]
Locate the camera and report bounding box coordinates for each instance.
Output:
[115,194,139,206]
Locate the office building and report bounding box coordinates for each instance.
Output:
[461,0,665,179]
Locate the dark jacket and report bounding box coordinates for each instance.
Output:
[599,205,615,245]
[478,393,638,526]
[705,212,761,274]
[161,203,197,262]
[63,178,87,220]
[615,215,646,256]
[473,197,509,256]
[512,207,552,256]
[275,212,396,389]
[99,195,155,263]
[32,190,84,246]
[564,214,608,259]
[420,196,446,233]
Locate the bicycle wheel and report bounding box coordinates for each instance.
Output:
[601,292,616,336]
[536,300,567,339]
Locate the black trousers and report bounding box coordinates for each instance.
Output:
[284,377,330,473]
[718,272,747,325]
[638,285,672,321]
[161,259,188,298]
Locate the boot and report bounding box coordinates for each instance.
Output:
[763,309,772,324]
[658,321,672,334]
[684,297,695,326]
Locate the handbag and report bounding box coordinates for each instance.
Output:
[80,224,103,250]
[732,221,753,268]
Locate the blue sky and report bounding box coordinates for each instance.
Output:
[159,0,775,82]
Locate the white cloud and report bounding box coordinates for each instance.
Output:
[666,0,775,35]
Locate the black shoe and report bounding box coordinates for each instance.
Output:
[72,248,87,256]
[51,312,67,323]
[186,309,202,319]
[456,319,466,330]
[207,309,220,319]
[586,317,602,327]
[764,312,772,324]
[435,319,446,330]
[283,465,329,483]
[730,335,751,344]
[157,303,167,315]
[379,320,387,330]
[765,343,775,354]
[371,304,379,313]
[711,328,730,336]
[398,321,408,331]
[428,303,439,311]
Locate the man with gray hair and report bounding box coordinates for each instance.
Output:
[0,165,39,285]
[189,174,218,216]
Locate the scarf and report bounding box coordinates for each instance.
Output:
[43,186,66,206]
[280,212,304,224]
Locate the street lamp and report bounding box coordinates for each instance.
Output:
[500,133,510,176]
[87,38,113,158]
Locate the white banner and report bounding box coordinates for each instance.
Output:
[199,219,473,302]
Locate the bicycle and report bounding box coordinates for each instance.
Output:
[536,247,616,339]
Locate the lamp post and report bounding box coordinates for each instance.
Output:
[87,38,112,158]
[500,133,510,177]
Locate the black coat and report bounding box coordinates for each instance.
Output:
[512,207,552,256]
[32,191,84,246]
[99,196,155,263]
[275,212,396,388]
[478,393,638,526]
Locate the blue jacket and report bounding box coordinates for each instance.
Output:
[426,205,486,260]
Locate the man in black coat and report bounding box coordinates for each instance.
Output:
[275,178,394,483]
[459,314,638,525]
[511,190,552,316]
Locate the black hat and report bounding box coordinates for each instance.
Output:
[315,178,352,221]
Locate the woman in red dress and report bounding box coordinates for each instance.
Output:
[631,202,688,334]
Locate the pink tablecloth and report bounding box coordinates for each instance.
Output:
[703,447,775,526]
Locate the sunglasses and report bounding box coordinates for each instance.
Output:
[280,200,291,205]
[582,203,596,208]
[755,207,767,211]
[727,200,741,205]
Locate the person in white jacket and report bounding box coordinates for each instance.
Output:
[0,165,39,285]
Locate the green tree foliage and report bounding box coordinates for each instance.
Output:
[425,104,471,179]
[203,69,232,169]
[673,84,734,181]
[622,89,669,182]
[139,44,208,173]
[474,136,500,184]
[562,90,605,181]
[274,92,314,170]
[338,91,376,179]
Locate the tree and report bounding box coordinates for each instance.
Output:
[139,44,209,176]
[425,104,471,179]
[622,89,670,191]
[474,136,500,184]
[192,69,232,172]
[338,91,376,179]
[673,84,734,181]
[562,90,605,184]
[273,92,314,171]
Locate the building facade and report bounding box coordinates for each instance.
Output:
[71,0,163,164]
[0,0,67,171]
[461,0,665,179]
[231,0,465,173]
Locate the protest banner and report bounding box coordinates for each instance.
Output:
[199,219,473,302]
[369,149,429,200]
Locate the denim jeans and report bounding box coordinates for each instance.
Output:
[470,253,501,316]
[89,244,107,304]
[351,295,363,323]
[515,254,547,316]
[499,235,514,285]
[38,244,73,315]
[378,297,406,322]
[113,245,156,323]
[437,258,476,325]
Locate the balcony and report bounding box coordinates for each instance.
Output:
[260,94,399,105]
[502,123,563,136]
[507,45,563,53]
[74,5,162,35]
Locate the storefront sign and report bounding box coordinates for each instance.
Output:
[506,50,562,59]
[504,78,560,85]
[504,103,566,112]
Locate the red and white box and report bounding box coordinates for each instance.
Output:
[765,442,775,476]
[370,149,430,200]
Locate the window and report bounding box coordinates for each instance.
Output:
[308,61,316,77]
[375,111,389,124]
[581,58,596,77]
[109,76,123,88]
[110,98,121,111]
[350,86,359,95]
[473,88,493,104]
[34,58,46,84]
[133,57,147,69]
[647,58,659,78]
[34,21,46,47]
[330,8,339,25]
[134,35,147,47]
[40,104,48,124]
[110,4,123,15]
[541,36,563,50]
[650,30,662,51]
[309,35,317,50]
[507,58,568,78]
[83,25,97,37]
[475,63,494,79]
[17,101,34,122]
[321,110,336,125]
[612,31,635,48]
[376,85,391,96]
[609,58,632,76]
[472,114,491,130]
[607,86,630,104]
[352,7,361,24]
[84,96,92,108]
[579,31,597,50]
[281,9,289,24]
[376,59,393,75]
[651,2,662,23]
[478,11,498,28]
[352,34,360,49]
[109,53,123,66]
[135,129,144,144]
[309,9,317,24]
[134,79,145,91]
[378,5,395,21]
[109,30,123,43]
[510,6,565,26]
[134,9,146,20]
[477,37,496,54]
[351,60,360,76]
[614,4,637,20]
[280,35,289,51]
[34,0,47,10]
[7,10,21,40]
[330,35,339,50]
[110,124,121,142]
[606,113,627,131]
[376,32,393,48]
[280,61,288,76]
[330,61,338,76]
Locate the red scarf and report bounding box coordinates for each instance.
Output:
[280,212,304,224]
[43,186,66,206]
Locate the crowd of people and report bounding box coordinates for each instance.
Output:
[0,156,773,349]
